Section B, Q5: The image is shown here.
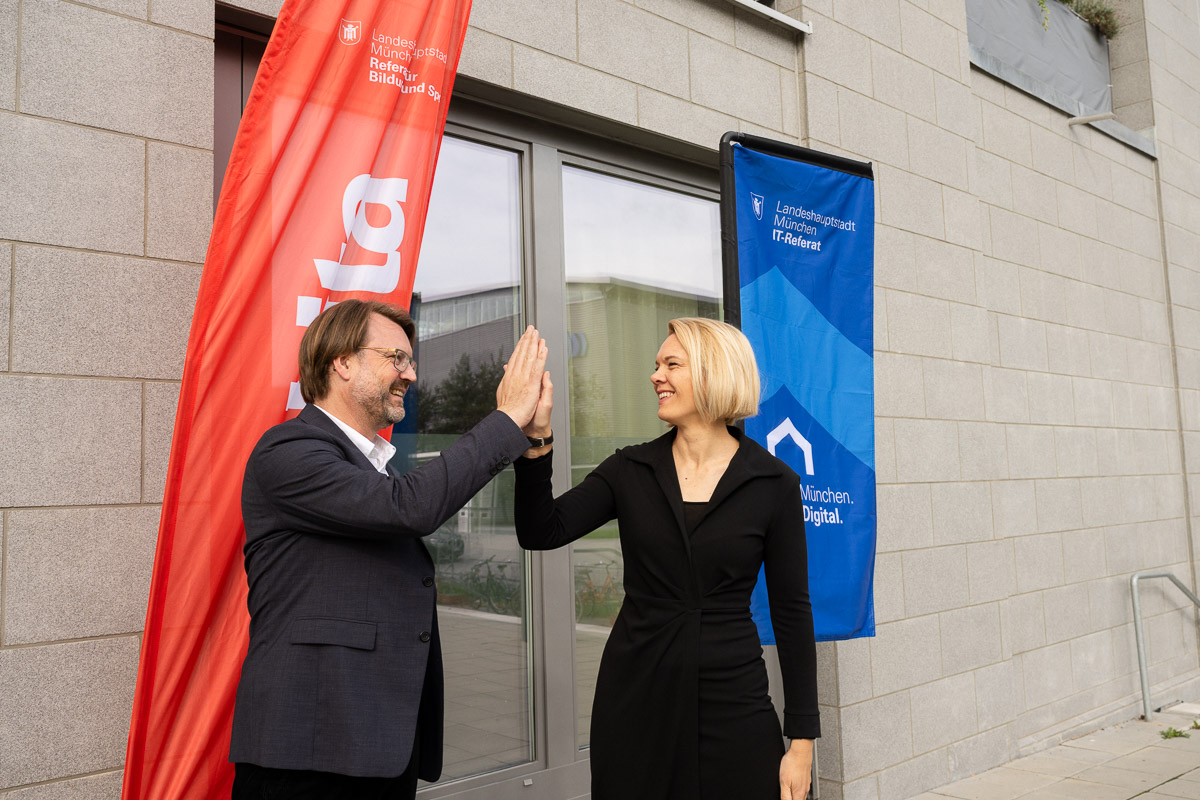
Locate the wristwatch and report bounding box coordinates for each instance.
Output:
[526,433,554,448]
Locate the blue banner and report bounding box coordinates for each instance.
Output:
[728,140,876,642]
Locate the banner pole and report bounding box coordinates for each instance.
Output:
[719,131,743,329]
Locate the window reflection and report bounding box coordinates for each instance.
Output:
[562,165,722,747]
[393,135,533,781]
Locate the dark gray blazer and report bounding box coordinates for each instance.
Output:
[229,404,529,779]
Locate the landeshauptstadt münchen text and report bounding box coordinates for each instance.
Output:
[771,201,857,252]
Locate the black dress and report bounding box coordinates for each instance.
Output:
[514,427,820,800]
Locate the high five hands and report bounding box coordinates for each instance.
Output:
[496,326,552,436]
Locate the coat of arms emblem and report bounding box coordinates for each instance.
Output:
[339,19,361,45]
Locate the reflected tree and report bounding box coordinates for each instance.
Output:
[418,351,506,434]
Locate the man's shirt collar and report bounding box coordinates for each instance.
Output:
[313,404,396,475]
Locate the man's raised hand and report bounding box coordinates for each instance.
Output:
[496,326,549,429]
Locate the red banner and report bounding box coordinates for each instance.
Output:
[122,0,472,796]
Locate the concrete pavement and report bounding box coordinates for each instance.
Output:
[915,704,1200,800]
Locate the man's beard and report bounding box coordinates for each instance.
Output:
[352,374,408,430]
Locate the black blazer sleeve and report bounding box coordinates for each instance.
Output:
[764,476,821,739]
[513,450,619,550]
[245,409,530,540]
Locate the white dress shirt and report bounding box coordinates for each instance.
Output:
[313,405,397,475]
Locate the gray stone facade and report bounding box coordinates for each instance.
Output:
[3,0,1200,798]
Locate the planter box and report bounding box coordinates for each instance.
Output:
[967,0,1112,115]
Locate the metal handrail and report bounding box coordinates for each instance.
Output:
[1130,570,1200,720]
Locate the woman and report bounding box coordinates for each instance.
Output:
[513,318,819,800]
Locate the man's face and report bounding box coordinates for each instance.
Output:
[350,313,416,431]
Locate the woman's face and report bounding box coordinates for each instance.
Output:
[651,334,697,426]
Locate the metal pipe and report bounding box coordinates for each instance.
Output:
[1131,572,1153,719]
[1068,112,1116,126]
[723,0,813,34]
[1129,570,1200,720]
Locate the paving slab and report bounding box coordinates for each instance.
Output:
[1157,736,1200,753]
[1154,782,1200,799]
[1005,754,1093,778]
[1167,705,1200,716]
[1048,746,1117,764]
[1063,725,1170,754]
[1072,765,1170,791]
[1156,772,1200,796]
[1108,748,1200,775]
[1014,780,1140,800]
[934,767,1059,800]
[925,703,1200,800]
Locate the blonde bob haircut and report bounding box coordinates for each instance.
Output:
[667,317,761,425]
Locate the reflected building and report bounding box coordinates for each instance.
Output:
[409,278,719,466]
[411,286,520,389]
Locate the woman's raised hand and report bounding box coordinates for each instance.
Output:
[496,326,549,429]
[525,371,553,439]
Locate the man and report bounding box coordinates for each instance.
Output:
[229,299,549,799]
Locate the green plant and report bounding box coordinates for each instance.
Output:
[1061,0,1120,39]
[1161,727,1191,739]
[1037,0,1120,39]
[1191,720,1200,730]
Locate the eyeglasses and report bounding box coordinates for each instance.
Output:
[360,347,416,373]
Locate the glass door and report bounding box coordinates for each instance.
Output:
[560,164,724,747]
[391,134,535,782]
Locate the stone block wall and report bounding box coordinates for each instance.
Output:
[791,1,1200,798]
[1110,0,1154,134]
[1147,0,1200,734]
[0,0,211,793]
[458,0,806,146]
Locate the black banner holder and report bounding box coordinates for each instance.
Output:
[718,131,874,330]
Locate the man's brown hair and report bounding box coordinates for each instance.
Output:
[297,299,415,404]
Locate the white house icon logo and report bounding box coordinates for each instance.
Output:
[766,417,814,476]
[751,192,764,221]
[339,19,361,45]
